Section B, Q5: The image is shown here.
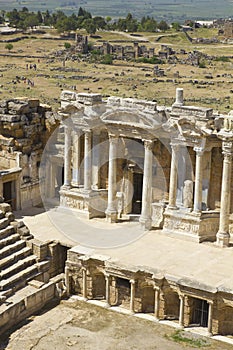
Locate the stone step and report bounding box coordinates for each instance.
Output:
[0,226,15,240]
[0,255,37,281]
[0,237,25,259]
[0,218,9,230]
[0,261,48,292]
[0,247,32,271]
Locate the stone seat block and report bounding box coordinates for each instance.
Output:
[0,265,38,291]
[0,247,32,270]
[0,218,9,230]
[0,226,15,240]
[0,237,25,258]
[0,261,47,292]
[0,255,37,281]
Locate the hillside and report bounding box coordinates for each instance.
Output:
[0,0,233,22]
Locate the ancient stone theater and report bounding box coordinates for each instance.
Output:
[0,88,233,338]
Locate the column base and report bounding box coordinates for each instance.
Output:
[216,231,230,247]
[105,209,117,223]
[139,216,152,230]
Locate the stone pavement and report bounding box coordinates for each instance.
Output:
[15,206,233,292]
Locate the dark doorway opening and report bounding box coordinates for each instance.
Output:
[191,299,209,327]
[3,181,16,210]
[55,166,64,197]
[132,172,143,214]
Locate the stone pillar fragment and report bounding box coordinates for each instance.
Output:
[82,267,87,300]
[92,131,100,189]
[139,140,153,230]
[105,274,110,307]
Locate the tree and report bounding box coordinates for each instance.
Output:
[158,20,169,32]
[172,22,181,31]
[24,14,39,29]
[64,42,71,49]
[5,43,13,52]
[83,19,96,34]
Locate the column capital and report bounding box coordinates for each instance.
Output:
[170,142,180,152]
[143,139,154,150]
[222,140,233,158]
[109,133,119,142]
[193,146,205,156]
[130,279,135,285]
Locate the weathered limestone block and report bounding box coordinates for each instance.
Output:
[8,101,30,115]
[0,203,11,214]
[0,114,21,122]
[0,135,14,146]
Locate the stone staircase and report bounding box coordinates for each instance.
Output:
[0,203,50,297]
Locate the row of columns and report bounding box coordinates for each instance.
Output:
[69,267,214,335]
[168,139,233,247]
[63,124,155,228]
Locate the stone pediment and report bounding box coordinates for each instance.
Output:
[101,108,162,131]
[163,116,213,140]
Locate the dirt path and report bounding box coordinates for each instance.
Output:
[0,299,232,350]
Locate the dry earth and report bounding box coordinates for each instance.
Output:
[0,299,232,350]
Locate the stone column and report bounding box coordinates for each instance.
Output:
[193,147,204,213]
[207,301,213,336]
[65,266,71,296]
[154,286,160,320]
[92,131,100,190]
[216,141,233,247]
[72,130,81,187]
[168,144,179,209]
[130,279,135,314]
[84,131,92,191]
[63,124,72,187]
[105,274,110,307]
[105,135,118,223]
[82,267,87,300]
[179,294,185,328]
[139,140,153,230]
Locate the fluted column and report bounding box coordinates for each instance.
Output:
[168,144,179,209]
[84,131,92,191]
[130,279,135,314]
[179,294,185,328]
[72,130,81,187]
[139,140,153,230]
[105,135,118,223]
[193,147,204,213]
[63,124,72,187]
[216,141,233,247]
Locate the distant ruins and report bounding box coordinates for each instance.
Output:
[1,88,233,337]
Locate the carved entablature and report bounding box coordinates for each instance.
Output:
[101,108,162,132]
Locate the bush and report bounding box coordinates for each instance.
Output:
[100,54,113,65]
[137,56,164,64]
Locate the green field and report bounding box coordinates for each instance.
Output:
[0,0,233,22]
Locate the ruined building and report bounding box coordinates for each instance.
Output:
[1,88,233,337]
